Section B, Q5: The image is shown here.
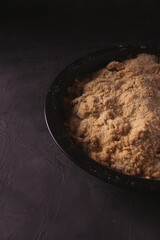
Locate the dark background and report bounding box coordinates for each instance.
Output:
[0,1,160,240]
[0,0,159,9]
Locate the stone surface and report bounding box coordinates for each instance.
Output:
[0,10,160,240]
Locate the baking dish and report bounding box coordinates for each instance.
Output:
[45,44,160,193]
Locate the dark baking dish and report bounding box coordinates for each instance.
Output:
[45,44,160,193]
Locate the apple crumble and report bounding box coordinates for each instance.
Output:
[64,53,160,179]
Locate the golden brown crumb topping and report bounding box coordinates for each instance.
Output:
[64,53,160,179]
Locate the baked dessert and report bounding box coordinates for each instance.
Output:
[64,53,160,179]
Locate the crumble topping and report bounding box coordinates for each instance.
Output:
[64,53,160,179]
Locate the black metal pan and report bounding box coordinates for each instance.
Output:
[45,44,160,193]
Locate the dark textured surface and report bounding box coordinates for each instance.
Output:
[1,10,160,240]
